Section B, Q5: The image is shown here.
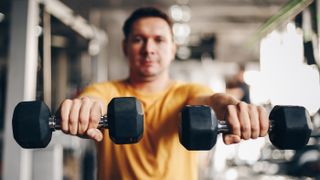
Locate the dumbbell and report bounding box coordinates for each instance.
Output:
[12,97,144,148]
[179,105,313,150]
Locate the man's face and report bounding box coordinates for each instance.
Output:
[123,17,176,80]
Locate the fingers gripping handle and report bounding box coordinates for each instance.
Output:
[216,119,274,134]
[49,115,109,131]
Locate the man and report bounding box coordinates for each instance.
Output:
[60,7,269,180]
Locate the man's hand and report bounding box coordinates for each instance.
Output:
[209,93,269,145]
[59,96,106,142]
[223,101,269,144]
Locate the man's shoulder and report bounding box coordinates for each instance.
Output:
[173,81,210,89]
[170,81,213,95]
[167,81,213,105]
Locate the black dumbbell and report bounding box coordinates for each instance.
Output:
[179,105,313,150]
[12,97,144,148]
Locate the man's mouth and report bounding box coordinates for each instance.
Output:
[141,58,156,65]
[143,57,155,61]
[142,61,154,67]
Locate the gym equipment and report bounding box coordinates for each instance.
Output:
[12,97,144,148]
[179,105,313,150]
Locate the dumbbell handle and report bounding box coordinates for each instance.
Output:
[48,115,109,131]
[216,121,230,134]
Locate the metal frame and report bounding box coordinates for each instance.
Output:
[3,0,39,179]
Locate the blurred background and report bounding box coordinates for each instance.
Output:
[0,0,320,179]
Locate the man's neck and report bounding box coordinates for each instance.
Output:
[127,73,172,93]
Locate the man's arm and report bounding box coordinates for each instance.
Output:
[189,93,269,145]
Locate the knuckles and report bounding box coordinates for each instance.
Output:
[226,101,269,141]
[60,97,101,136]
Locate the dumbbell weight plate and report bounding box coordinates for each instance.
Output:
[108,97,144,144]
[12,101,52,148]
[179,105,218,150]
[269,105,312,150]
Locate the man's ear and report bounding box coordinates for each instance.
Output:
[122,39,128,56]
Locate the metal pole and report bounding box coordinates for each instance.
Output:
[2,0,39,180]
[43,6,52,108]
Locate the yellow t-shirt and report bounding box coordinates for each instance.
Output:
[80,80,214,180]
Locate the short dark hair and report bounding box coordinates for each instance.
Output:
[122,7,174,41]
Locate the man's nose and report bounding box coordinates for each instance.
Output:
[142,39,156,55]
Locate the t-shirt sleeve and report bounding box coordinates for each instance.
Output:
[185,83,214,105]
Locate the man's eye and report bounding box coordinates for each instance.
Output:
[133,37,143,43]
[155,37,165,43]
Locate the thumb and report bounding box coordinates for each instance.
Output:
[86,128,103,142]
[223,134,241,145]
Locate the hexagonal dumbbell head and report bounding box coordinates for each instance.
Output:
[107,97,144,144]
[269,106,312,150]
[12,101,52,148]
[179,105,218,150]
